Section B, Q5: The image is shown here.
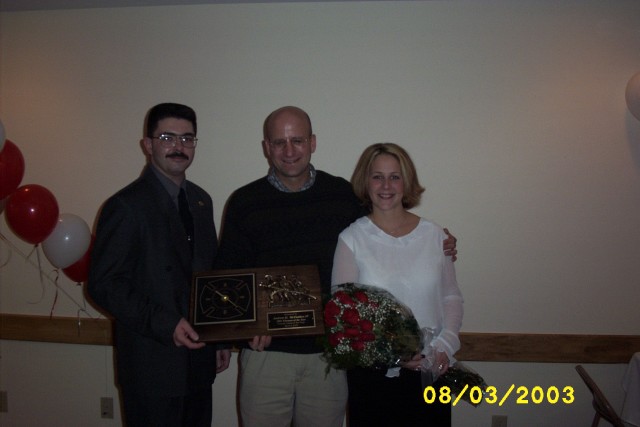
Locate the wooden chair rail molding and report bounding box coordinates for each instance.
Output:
[1,313,639,363]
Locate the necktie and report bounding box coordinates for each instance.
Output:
[178,188,194,254]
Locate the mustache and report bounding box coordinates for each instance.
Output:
[166,151,189,160]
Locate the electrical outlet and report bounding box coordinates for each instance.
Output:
[100,397,114,419]
[492,415,508,427]
[0,391,8,412]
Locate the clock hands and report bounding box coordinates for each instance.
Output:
[215,290,246,313]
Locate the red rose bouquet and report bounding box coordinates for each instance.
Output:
[322,283,422,370]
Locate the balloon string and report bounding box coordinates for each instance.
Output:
[49,270,60,318]
[76,293,91,335]
[0,241,12,268]
[36,243,48,293]
[29,244,46,304]
[26,243,37,258]
[0,231,96,319]
[76,307,94,336]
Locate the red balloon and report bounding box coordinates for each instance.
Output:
[63,236,94,283]
[0,140,25,200]
[5,184,59,244]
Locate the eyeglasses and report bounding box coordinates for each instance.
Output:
[151,133,198,148]
[267,136,310,151]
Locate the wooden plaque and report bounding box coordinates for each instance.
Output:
[189,265,325,342]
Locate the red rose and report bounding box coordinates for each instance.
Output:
[344,327,361,337]
[334,291,354,306]
[324,300,340,317]
[360,332,376,342]
[329,332,346,347]
[324,313,338,327]
[341,308,360,325]
[353,291,369,304]
[359,319,373,332]
[350,340,366,351]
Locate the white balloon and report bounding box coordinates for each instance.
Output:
[0,119,5,152]
[625,72,640,121]
[42,213,92,269]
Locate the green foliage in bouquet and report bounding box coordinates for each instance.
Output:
[439,362,488,406]
[322,283,422,370]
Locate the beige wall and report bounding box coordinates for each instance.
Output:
[1,1,639,425]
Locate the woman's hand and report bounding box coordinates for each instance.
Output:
[402,350,450,376]
[402,353,425,371]
[433,350,450,375]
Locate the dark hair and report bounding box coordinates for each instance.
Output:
[351,142,425,210]
[145,103,197,137]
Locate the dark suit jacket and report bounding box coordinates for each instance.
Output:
[88,166,218,397]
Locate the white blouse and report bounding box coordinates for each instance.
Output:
[331,216,464,360]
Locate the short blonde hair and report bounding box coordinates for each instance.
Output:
[351,143,425,210]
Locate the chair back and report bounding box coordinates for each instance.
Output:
[575,365,625,427]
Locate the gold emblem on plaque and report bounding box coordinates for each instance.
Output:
[259,274,317,308]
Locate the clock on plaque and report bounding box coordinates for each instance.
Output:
[196,275,256,323]
[190,265,325,342]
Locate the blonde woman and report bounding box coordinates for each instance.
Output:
[332,143,463,427]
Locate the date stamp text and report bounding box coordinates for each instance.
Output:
[423,385,575,407]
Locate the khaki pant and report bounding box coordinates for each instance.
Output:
[239,350,347,427]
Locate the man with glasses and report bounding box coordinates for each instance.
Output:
[89,103,230,427]
[215,105,457,427]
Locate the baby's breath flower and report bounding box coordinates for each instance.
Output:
[322,283,421,370]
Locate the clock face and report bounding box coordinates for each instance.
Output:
[196,274,256,324]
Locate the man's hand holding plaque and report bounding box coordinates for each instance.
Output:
[248,335,272,351]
